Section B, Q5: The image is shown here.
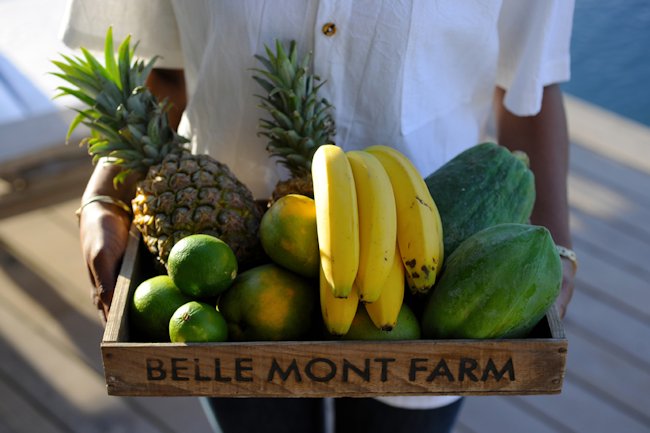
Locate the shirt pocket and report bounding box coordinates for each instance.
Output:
[400,1,500,135]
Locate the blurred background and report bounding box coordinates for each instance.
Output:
[1,0,648,432]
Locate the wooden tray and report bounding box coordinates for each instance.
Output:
[101,227,567,397]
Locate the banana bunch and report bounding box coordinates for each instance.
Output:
[312,144,443,335]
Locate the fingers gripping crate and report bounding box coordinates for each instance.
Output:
[101,227,567,397]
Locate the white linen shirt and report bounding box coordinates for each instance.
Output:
[62,0,573,409]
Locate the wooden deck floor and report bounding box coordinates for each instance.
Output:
[0,95,649,433]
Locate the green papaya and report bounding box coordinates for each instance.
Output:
[421,223,561,339]
[425,142,535,257]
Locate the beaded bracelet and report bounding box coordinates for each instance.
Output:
[556,245,578,271]
[75,195,132,220]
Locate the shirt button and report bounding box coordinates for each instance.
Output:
[322,22,337,37]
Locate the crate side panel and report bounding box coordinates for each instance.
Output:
[101,340,566,397]
[103,226,141,343]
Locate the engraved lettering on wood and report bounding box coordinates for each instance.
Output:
[143,356,517,385]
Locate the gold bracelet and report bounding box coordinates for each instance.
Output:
[75,195,132,219]
[556,245,578,271]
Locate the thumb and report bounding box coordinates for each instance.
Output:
[90,246,121,322]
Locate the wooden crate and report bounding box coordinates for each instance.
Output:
[101,227,568,397]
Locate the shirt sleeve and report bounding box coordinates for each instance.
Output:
[59,0,184,69]
[496,0,575,116]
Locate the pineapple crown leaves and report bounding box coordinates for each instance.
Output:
[51,27,188,185]
[252,40,336,178]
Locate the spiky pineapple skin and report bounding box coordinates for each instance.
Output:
[132,152,262,266]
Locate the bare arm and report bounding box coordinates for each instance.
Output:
[79,68,186,322]
[145,68,187,130]
[494,84,575,318]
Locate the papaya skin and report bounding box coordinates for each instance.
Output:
[421,223,561,340]
[425,142,535,257]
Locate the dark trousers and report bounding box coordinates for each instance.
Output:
[202,397,463,433]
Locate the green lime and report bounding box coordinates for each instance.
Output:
[168,301,229,343]
[167,234,238,298]
[130,275,191,342]
[342,304,421,341]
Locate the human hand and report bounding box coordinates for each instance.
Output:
[555,257,576,319]
[79,202,132,324]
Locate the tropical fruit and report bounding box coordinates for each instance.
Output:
[130,275,191,342]
[422,223,562,339]
[346,150,397,302]
[424,142,535,256]
[168,301,228,343]
[343,304,421,341]
[218,264,317,341]
[319,265,359,336]
[252,40,336,202]
[259,194,319,278]
[52,28,261,266]
[312,144,359,298]
[365,145,444,295]
[364,244,405,331]
[167,234,238,298]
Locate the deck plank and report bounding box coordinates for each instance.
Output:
[0,273,163,433]
[570,142,650,206]
[563,325,650,422]
[458,396,564,433]
[571,243,650,323]
[457,318,650,433]
[0,375,68,433]
[564,289,650,367]
[0,207,91,312]
[510,378,649,433]
[565,94,650,175]
[0,255,214,433]
[571,206,650,278]
[569,171,650,242]
[0,201,214,433]
[45,197,82,236]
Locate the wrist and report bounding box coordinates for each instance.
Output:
[76,195,132,222]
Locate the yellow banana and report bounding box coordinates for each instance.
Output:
[346,150,397,303]
[311,144,359,298]
[365,145,443,294]
[365,243,405,330]
[320,264,359,336]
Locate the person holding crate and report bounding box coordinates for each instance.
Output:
[61,1,576,432]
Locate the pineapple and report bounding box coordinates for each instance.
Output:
[53,28,262,266]
[252,40,336,202]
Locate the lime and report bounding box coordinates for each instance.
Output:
[130,275,191,342]
[168,301,228,343]
[342,304,421,341]
[259,194,319,278]
[167,234,238,298]
[218,263,317,341]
